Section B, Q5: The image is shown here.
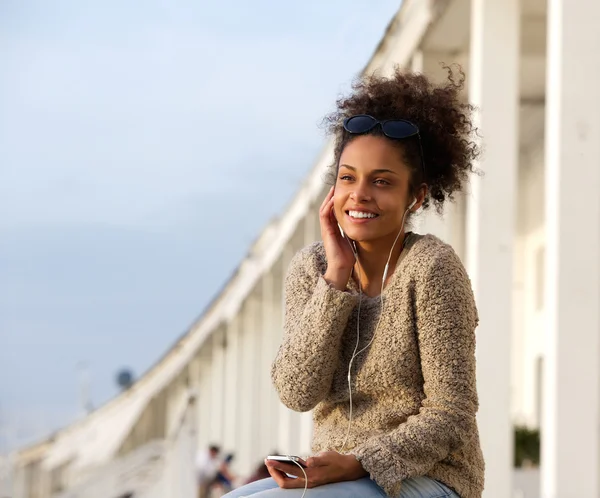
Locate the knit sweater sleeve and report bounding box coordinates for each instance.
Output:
[271,244,358,412]
[352,245,480,497]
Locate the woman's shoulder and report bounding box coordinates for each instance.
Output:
[298,240,326,258]
[407,233,478,322]
[293,236,463,273]
[286,241,327,279]
[407,233,467,276]
[290,236,466,278]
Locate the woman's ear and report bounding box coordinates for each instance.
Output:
[411,184,428,211]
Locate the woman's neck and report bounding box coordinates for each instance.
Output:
[353,231,408,297]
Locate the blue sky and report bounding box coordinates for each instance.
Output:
[0,0,401,450]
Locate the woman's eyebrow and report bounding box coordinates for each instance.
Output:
[339,164,398,176]
[371,168,398,175]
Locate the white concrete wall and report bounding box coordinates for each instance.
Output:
[467,1,520,495]
[541,0,600,495]
[513,141,546,429]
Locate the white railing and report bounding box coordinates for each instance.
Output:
[49,391,197,498]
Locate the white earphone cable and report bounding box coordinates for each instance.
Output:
[289,458,309,498]
[338,205,412,454]
[279,201,415,498]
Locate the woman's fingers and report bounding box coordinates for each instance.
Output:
[265,464,288,486]
[319,187,355,285]
[328,205,340,232]
[329,208,353,250]
[265,460,301,478]
[265,461,307,489]
[320,194,335,223]
[269,471,295,488]
[320,199,339,239]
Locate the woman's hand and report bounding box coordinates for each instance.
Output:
[265,451,368,490]
[319,186,355,291]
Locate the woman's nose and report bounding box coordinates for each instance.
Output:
[350,182,372,202]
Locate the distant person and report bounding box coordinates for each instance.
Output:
[223,66,484,497]
[196,444,221,498]
[212,453,236,494]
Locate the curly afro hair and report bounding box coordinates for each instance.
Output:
[323,65,480,213]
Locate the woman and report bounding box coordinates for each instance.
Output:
[225,67,484,497]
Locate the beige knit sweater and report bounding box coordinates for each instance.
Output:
[271,234,485,498]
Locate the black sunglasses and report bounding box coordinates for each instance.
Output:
[343,114,426,175]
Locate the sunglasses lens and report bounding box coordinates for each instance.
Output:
[344,115,377,134]
[382,120,419,139]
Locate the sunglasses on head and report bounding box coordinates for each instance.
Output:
[342,114,426,175]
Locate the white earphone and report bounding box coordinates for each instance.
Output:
[408,196,417,211]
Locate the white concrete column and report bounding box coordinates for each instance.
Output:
[541,1,600,496]
[467,0,519,496]
[196,348,212,452]
[411,49,449,81]
[448,194,467,261]
[222,315,240,460]
[209,329,226,445]
[237,294,260,476]
[412,195,465,252]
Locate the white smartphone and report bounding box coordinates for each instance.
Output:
[266,455,307,468]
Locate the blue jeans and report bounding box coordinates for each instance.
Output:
[223,476,459,498]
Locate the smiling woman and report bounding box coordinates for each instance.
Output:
[224,66,483,498]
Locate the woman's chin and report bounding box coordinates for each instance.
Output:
[342,228,378,243]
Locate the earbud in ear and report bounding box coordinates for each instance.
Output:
[407,197,418,211]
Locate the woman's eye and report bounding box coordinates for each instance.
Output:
[339,175,353,181]
[374,179,390,185]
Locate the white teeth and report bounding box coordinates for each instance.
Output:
[349,210,377,219]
